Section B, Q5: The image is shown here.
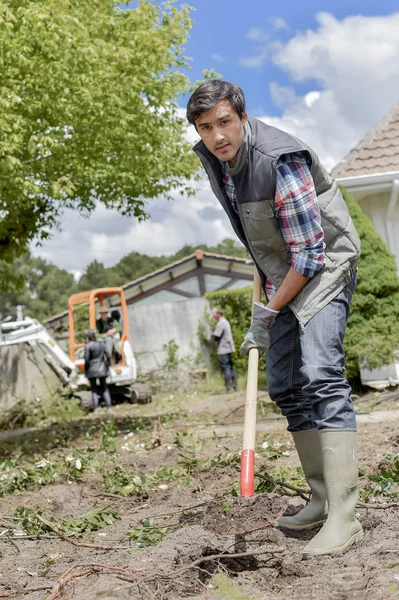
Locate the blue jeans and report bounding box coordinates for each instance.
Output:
[266,278,357,431]
[218,353,237,389]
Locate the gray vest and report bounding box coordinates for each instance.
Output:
[193,118,361,326]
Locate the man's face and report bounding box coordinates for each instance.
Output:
[100,312,108,320]
[212,311,220,321]
[195,100,247,166]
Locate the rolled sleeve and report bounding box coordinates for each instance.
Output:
[275,152,325,278]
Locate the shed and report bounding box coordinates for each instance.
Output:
[45,250,254,373]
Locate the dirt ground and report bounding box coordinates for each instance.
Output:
[0,388,398,600]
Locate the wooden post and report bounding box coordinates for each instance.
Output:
[240,271,262,497]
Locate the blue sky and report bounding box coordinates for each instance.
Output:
[129,0,399,116]
[183,0,399,115]
[36,2,399,270]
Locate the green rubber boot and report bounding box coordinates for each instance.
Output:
[278,429,327,531]
[302,429,363,558]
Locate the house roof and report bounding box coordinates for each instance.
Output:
[331,103,399,178]
[44,250,254,328]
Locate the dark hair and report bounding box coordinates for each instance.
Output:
[186,79,246,126]
[87,329,97,342]
[111,309,121,321]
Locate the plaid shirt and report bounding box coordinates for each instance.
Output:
[220,152,325,299]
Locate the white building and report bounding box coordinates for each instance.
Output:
[332,102,399,388]
[332,103,399,271]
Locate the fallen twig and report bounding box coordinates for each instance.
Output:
[357,502,399,509]
[254,472,310,501]
[0,585,52,598]
[117,546,285,586]
[48,563,133,600]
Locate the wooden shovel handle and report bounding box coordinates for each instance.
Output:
[240,271,262,496]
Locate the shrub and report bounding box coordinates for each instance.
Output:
[202,286,264,376]
[203,188,399,382]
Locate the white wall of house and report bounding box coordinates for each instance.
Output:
[353,189,399,271]
[127,297,211,374]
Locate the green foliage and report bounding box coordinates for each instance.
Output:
[258,434,291,460]
[127,517,169,547]
[0,252,77,318]
[163,339,180,371]
[100,463,191,496]
[341,188,399,378]
[0,0,198,272]
[361,454,399,500]
[203,285,263,375]
[0,448,92,496]
[100,419,117,454]
[14,505,120,536]
[0,395,86,433]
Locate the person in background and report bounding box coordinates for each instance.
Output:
[96,308,110,335]
[96,308,114,359]
[84,329,112,412]
[211,306,238,392]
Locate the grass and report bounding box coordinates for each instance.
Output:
[210,574,258,600]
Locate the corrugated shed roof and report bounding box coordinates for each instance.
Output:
[331,103,399,178]
[44,250,254,325]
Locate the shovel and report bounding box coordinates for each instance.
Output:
[240,271,262,497]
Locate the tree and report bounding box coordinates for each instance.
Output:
[78,260,121,291]
[0,0,198,278]
[0,253,77,321]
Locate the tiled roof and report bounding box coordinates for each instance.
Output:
[331,103,399,178]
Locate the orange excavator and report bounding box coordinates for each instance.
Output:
[68,287,150,404]
[0,288,150,406]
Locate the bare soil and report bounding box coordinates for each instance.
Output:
[0,389,398,600]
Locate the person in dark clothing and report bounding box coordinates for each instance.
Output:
[84,329,112,411]
[211,306,237,391]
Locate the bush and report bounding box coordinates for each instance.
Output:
[342,187,399,379]
[202,286,265,376]
[203,188,399,382]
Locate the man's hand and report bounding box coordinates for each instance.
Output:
[240,304,279,357]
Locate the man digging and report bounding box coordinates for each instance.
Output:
[186,79,363,558]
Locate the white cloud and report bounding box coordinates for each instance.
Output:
[31,180,234,272]
[246,27,269,42]
[239,46,269,68]
[210,52,228,63]
[269,17,288,30]
[260,11,399,169]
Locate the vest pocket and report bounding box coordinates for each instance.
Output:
[241,199,275,220]
[241,200,282,248]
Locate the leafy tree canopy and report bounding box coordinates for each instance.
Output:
[0,0,198,276]
[0,254,77,321]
